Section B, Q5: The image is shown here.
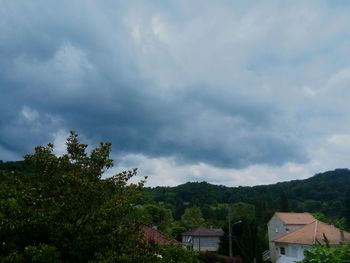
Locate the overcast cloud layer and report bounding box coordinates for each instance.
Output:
[1,0,350,186]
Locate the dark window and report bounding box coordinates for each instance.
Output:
[280,247,285,255]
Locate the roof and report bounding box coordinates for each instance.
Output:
[182,226,223,237]
[275,212,316,225]
[142,225,177,245]
[274,220,350,245]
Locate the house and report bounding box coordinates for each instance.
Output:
[267,212,316,262]
[142,225,177,245]
[267,212,350,263]
[182,226,224,251]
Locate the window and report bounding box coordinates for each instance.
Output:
[280,247,285,255]
[185,236,192,243]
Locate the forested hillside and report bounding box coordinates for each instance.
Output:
[3,160,349,222]
[141,169,350,262]
[0,160,29,172]
[145,169,350,224]
[2,157,350,262]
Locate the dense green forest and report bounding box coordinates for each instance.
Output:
[144,169,350,224]
[1,137,350,262]
[140,169,350,262]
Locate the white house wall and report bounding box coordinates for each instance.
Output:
[182,235,220,251]
[268,215,288,262]
[275,243,311,262]
[267,215,307,263]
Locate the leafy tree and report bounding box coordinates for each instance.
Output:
[0,132,148,262]
[229,202,255,222]
[344,188,350,228]
[297,244,350,263]
[150,243,200,263]
[219,226,259,263]
[141,204,173,232]
[181,206,205,229]
[279,191,290,212]
[168,222,187,241]
[312,212,347,230]
[0,160,28,172]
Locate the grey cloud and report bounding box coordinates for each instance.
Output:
[1,0,349,172]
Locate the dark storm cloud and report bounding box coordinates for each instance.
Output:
[3,0,349,172]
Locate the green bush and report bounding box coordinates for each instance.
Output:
[297,244,350,263]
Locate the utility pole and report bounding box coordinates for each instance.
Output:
[228,205,242,258]
[199,229,201,251]
[228,206,232,257]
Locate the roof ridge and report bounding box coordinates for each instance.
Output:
[276,212,313,215]
[274,219,350,245]
[142,224,174,241]
[273,211,316,225]
[182,225,223,236]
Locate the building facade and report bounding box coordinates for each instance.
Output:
[268,212,350,263]
[267,212,315,262]
[182,226,223,251]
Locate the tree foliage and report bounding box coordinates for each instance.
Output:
[297,244,350,263]
[141,204,173,232]
[181,206,205,229]
[0,132,148,262]
[344,188,350,228]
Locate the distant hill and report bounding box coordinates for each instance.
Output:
[2,160,349,225]
[0,160,28,172]
[144,169,350,221]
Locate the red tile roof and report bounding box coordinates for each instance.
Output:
[275,212,315,225]
[142,225,177,245]
[182,226,223,237]
[274,220,350,245]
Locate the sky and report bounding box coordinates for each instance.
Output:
[1,0,350,187]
